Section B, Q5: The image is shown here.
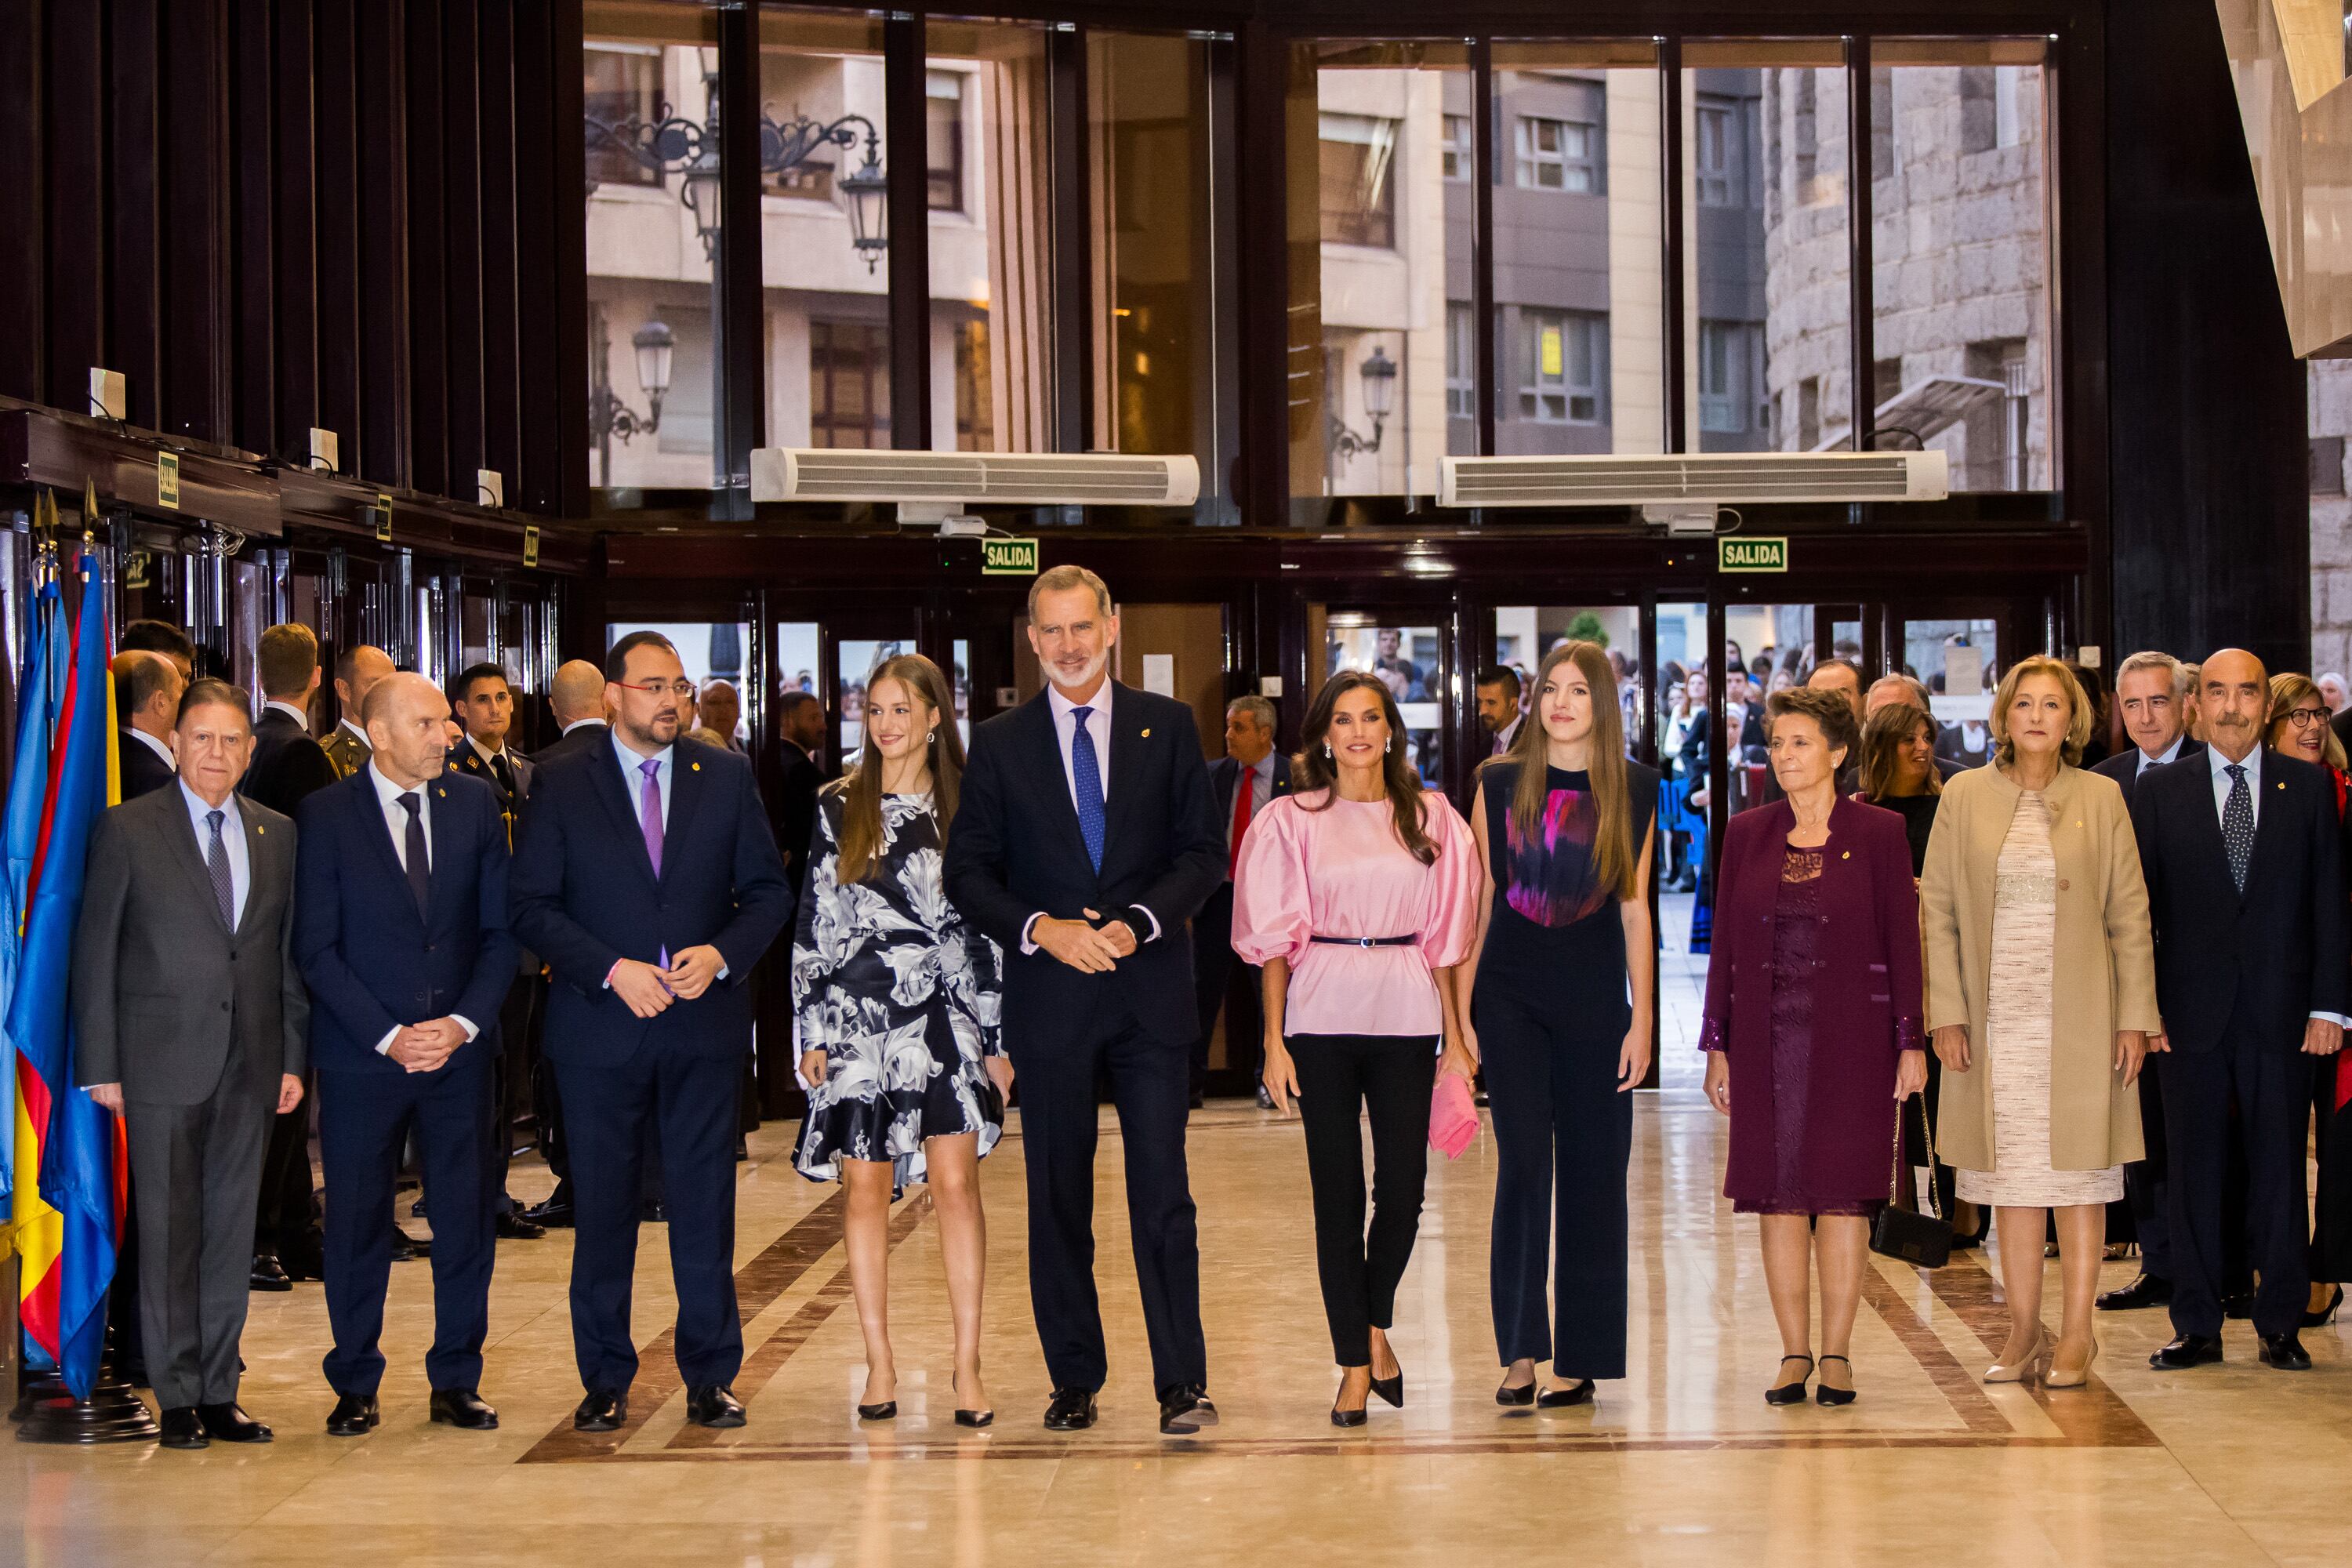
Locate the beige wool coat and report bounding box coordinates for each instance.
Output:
[1919,761,2161,1174]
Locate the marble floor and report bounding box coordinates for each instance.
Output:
[11,915,2352,1566]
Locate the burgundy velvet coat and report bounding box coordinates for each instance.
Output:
[1700,796,1926,1208]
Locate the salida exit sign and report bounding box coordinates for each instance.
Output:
[1718,535,1788,574]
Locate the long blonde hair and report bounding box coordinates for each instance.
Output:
[829,654,964,884]
[1294,672,1438,864]
[1477,641,1635,899]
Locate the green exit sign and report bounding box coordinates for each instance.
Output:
[1719,535,1788,574]
[981,536,1040,576]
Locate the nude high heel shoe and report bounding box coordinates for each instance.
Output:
[1984,1324,2050,1384]
[2045,1335,2098,1388]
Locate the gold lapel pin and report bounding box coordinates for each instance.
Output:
[691,760,702,771]
[1840,850,1850,859]
[436,786,447,798]
[448,761,459,771]
[256,824,266,835]
[1141,728,1152,739]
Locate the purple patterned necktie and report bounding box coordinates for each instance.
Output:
[640,757,669,971]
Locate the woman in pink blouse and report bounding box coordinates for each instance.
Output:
[1232,672,1479,1427]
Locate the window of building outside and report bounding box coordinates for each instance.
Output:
[927,69,966,212]
[754,9,891,458]
[1684,44,1851,456]
[1442,114,1473,182]
[1515,113,1599,192]
[585,3,728,492]
[1290,42,1475,499]
[1870,39,2055,491]
[1519,309,1604,423]
[1320,113,1399,247]
[1490,43,1660,459]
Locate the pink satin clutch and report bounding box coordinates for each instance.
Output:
[1430,1072,1479,1160]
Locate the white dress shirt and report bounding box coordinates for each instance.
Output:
[180,781,249,928]
[2134,735,2187,775]
[1490,714,1523,757]
[367,761,480,1054]
[337,717,368,746]
[614,731,672,829]
[264,699,310,731]
[1023,681,1160,952]
[561,717,607,736]
[2204,744,2347,1028]
[129,726,176,774]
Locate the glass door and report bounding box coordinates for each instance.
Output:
[1316,608,1456,793]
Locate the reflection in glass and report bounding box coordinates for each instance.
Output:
[1326,619,1445,787]
[585,4,725,491]
[837,637,910,755]
[927,21,1059,452]
[1492,42,1662,457]
[757,10,892,454]
[1289,43,1474,498]
[1492,606,1645,758]
[1685,45,1851,456]
[1870,41,2053,490]
[1904,618,2002,768]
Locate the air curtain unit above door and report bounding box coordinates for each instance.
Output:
[751,448,1201,516]
[1436,449,1949,509]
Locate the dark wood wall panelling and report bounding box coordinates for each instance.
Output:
[0,0,590,528]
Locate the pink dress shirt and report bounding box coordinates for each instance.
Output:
[1230,789,1480,1038]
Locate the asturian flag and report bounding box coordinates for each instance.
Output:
[5,550,126,1396]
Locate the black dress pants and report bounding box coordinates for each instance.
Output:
[1010,1005,1205,1396]
[1289,1032,1434,1367]
[1189,884,1265,1096]
[253,1090,318,1263]
[1477,996,1632,1379]
[2162,1024,2318,1339]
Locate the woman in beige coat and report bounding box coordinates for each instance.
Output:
[1922,655,2159,1389]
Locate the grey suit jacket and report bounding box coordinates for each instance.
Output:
[73,785,309,1105]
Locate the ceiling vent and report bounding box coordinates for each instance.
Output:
[1436,449,1948,510]
[751,448,1200,516]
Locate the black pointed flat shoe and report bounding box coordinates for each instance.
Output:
[1494,1378,1536,1407]
[856,1401,898,1421]
[954,1408,993,1428]
[1537,1379,1595,1409]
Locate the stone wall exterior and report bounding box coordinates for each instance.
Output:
[2309,361,2352,681]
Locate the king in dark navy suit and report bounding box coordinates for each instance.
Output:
[945,567,1226,1436]
[511,632,791,1434]
[293,673,518,1436]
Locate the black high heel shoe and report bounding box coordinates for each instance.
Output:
[954,1408,993,1428]
[1537,1379,1595,1409]
[1370,1367,1404,1409]
[2304,1284,2344,1329]
[1332,1375,1370,1428]
[856,1401,897,1421]
[1765,1354,1813,1406]
[1814,1354,1857,1407]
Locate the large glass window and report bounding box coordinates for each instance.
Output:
[1685,43,1852,456]
[927,19,1060,454]
[1869,39,2054,490]
[585,3,728,492]
[1089,30,1233,506]
[1289,42,1476,499]
[1491,42,1662,458]
[757,10,892,453]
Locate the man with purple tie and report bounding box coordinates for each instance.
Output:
[511,632,791,1434]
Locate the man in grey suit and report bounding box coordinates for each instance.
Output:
[74,678,309,1450]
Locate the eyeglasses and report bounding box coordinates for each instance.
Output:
[615,680,697,700]
[2284,706,2328,730]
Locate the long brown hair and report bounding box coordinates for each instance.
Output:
[829,653,964,884]
[1858,701,1941,800]
[1294,671,1438,865]
[1477,641,1635,898]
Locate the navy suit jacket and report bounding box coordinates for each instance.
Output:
[2090,739,2205,811]
[292,768,517,1076]
[945,683,1225,1047]
[2131,746,2350,1054]
[1209,750,1293,822]
[118,729,175,801]
[509,734,792,1068]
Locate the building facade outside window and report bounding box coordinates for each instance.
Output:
[1514,112,1600,192]
[1519,309,1605,424]
[1320,112,1400,247]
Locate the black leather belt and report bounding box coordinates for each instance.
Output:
[1308,934,1417,948]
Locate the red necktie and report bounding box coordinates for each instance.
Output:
[1229,767,1254,878]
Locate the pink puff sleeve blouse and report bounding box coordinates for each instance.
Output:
[1230,789,1481,1038]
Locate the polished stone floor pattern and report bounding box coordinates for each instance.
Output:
[8,930,2350,1566]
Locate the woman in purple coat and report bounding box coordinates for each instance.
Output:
[1700,687,1929,1407]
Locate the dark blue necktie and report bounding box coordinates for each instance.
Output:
[2223,764,2253,895]
[1070,706,1106,873]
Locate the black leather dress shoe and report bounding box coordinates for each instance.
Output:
[2259,1331,2313,1370]
[195,1403,273,1443]
[430,1387,499,1428]
[249,1252,293,1292]
[573,1390,628,1432]
[325,1393,379,1436]
[640,1198,668,1224]
[2223,1290,2254,1320]
[2149,1333,2225,1369]
[1156,1382,1217,1435]
[685,1385,746,1428]
[2096,1273,2172,1311]
[389,1228,419,1262]
[1042,1388,1097,1431]
[158,1406,209,1450]
[494,1210,546,1241]
[281,1238,326,1283]
[522,1184,575,1229]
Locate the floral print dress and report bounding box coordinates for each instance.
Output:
[791,791,1004,1189]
